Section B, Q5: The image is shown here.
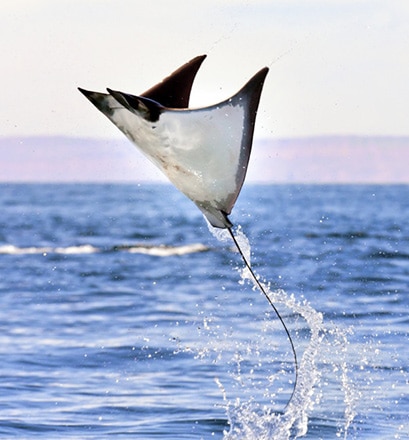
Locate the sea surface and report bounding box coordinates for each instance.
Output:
[0,183,408,439]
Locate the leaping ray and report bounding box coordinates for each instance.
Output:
[78,55,298,406]
[79,57,266,229]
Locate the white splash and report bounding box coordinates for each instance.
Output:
[208,224,356,439]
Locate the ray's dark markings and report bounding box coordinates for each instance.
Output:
[78,55,298,406]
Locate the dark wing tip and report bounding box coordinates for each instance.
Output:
[191,54,207,65]
[244,67,269,92]
[190,54,207,63]
[234,66,269,113]
[78,87,92,97]
[142,54,207,108]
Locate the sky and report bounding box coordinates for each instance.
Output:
[2,0,409,141]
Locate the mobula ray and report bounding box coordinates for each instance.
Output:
[79,55,298,404]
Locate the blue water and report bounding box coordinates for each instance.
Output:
[0,183,408,439]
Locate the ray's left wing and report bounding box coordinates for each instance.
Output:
[78,55,205,121]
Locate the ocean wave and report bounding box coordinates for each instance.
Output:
[54,245,99,254]
[125,243,208,256]
[0,243,209,257]
[0,245,52,255]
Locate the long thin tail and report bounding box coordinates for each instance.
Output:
[227,226,298,407]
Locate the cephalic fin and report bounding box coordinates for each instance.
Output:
[106,89,164,122]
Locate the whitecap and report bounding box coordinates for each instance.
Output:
[126,243,208,256]
[0,245,52,255]
[54,245,99,254]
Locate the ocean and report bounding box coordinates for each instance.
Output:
[0,183,408,439]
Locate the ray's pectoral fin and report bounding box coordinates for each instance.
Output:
[186,66,269,229]
[217,67,269,226]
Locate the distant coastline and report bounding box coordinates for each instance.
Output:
[1,135,408,183]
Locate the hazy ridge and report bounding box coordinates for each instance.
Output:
[1,135,408,183]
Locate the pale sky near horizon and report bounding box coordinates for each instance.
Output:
[2,0,409,140]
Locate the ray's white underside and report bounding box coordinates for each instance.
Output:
[105,100,246,226]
